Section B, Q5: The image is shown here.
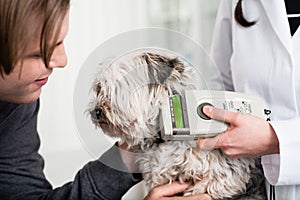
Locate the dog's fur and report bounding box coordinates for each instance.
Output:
[88,50,267,199]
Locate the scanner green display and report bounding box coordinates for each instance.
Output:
[171,94,184,128]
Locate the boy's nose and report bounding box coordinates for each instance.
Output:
[48,43,68,69]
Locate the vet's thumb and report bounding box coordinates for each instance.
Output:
[198,136,220,150]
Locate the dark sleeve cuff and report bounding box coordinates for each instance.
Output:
[87,143,142,199]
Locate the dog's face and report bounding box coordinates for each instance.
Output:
[88,51,195,147]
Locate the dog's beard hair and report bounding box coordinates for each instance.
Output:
[91,58,160,146]
[89,51,266,200]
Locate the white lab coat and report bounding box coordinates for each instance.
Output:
[210,0,300,199]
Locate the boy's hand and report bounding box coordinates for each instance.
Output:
[144,182,212,200]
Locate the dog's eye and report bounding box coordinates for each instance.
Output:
[90,108,103,120]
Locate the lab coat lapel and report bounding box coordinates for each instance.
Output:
[260,0,292,55]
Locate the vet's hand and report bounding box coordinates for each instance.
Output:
[198,106,279,158]
[144,182,212,200]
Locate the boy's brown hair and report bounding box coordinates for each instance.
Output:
[0,0,70,77]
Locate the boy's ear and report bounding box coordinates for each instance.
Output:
[143,53,184,84]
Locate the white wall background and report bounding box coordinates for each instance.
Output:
[38,0,220,199]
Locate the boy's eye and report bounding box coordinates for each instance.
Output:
[23,51,42,59]
[56,41,63,46]
[31,54,42,58]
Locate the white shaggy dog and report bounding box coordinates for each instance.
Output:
[88,50,266,199]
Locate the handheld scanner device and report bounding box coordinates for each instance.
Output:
[160,90,266,140]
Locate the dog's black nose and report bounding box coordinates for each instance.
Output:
[90,108,102,120]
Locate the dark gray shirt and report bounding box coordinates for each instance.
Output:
[0,100,140,200]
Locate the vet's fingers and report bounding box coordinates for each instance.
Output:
[198,135,221,150]
[203,105,239,124]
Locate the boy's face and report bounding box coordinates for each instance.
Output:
[0,11,69,104]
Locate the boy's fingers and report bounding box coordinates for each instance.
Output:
[174,194,213,200]
[190,194,213,200]
[159,182,191,196]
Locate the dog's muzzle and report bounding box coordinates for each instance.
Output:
[90,108,102,120]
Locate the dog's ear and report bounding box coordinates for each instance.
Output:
[143,53,184,84]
